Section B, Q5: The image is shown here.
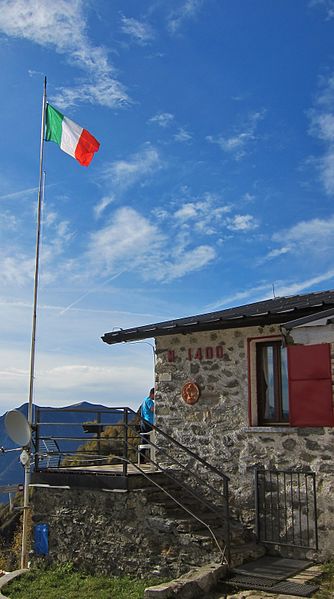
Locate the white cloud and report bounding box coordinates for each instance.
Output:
[226,214,258,231]
[311,113,334,142]
[0,294,160,413]
[0,211,18,231]
[41,219,75,276]
[36,363,147,391]
[175,203,198,220]
[148,114,192,142]
[0,0,129,109]
[120,15,155,45]
[0,343,153,412]
[208,269,334,310]
[152,208,170,221]
[174,128,192,142]
[148,112,174,127]
[0,186,38,202]
[103,144,162,190]
[309,0,334,19]
[317,75,334,108]
[167,0,204,33]
[161,245,216,280]
[273,214,334,248]
[309,74,334,194]
[320,150,334,193]
[208,283,272,310]
[0,0,84,49]
[0,204,75,289]
[52,77,128,111]
[87,206,216,282]
[94,195,115,219]
[241,192,255,204]
[0,254,35,286]
[263,215,334,263]
[206,111,265,160]
[173,195,231,235]
[87,207,161,275]
[264,246,291,261]
[274,270,334,297]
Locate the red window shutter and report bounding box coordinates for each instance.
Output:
[288,344,334,427]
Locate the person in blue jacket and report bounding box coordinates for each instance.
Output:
[140,388,155,462]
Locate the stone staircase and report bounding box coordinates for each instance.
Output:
[131,473,265,575]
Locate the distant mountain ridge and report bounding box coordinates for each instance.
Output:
[0,401,117,500]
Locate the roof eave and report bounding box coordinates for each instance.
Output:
[102,305,331,345]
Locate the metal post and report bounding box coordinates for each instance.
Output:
[312,473,319,550]
[254,468,260,542]
[21,76,47,570]
[34,407,39,472]
[224,478,231,564]
[123,409,128,477]
[97,411,101,456]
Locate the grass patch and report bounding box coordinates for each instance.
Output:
[5,563,160,599]
[315,561,334,598]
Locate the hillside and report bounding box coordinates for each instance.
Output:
[0,401,119,500]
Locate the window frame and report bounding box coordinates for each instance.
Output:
[256,340,289,425]
[248,335,334,428]
[248,334,283,427]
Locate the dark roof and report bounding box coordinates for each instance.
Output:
[102,289,334,345]
[282,306,334,331]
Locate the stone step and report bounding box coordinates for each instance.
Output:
[132,474,259,568]
[229,542,267,568]
[143,490,224,516]
[150,502,223,521]
[143,488,227,515]
[148,503,247,537]
[128,472,179,490]
[135,475,225,501]
[144,562,228,599]
[174,521,223,535]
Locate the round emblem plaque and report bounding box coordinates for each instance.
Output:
[181,381,200,405]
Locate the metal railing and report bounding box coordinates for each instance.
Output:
[255,468,318,550]
[33,405,230,562]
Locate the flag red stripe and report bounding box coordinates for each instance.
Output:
[75,128,100,167]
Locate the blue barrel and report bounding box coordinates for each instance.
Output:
[34,523,49,555]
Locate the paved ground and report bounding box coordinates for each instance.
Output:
[210,593,312,598]
[0,569,28,599]
[208,564,323,599]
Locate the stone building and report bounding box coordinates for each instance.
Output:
[102,289,334,561]
[30,289,334,577]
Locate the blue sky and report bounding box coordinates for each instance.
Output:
[1,0,334,413]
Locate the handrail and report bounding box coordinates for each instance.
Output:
[118,456,228,565]
[128,407,229,484]
[36,405,229,483]
[34,404,231,563]
[131,429,228,502]
[134,446,224,519]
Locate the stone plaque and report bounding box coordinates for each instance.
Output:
[159,373,172,382]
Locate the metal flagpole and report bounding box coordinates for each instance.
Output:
[21,76,47,570]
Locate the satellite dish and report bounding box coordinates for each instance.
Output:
[5,410,31,447]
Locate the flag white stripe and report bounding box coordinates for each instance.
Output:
[60,116,83,158]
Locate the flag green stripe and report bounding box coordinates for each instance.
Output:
[45,104,64,145]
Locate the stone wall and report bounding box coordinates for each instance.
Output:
[155,325,334,560]
[31,478,229,578]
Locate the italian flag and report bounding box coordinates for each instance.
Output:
[45,104,100,167]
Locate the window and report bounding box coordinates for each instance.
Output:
[256,341,289,425]
[250,339,334,428]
